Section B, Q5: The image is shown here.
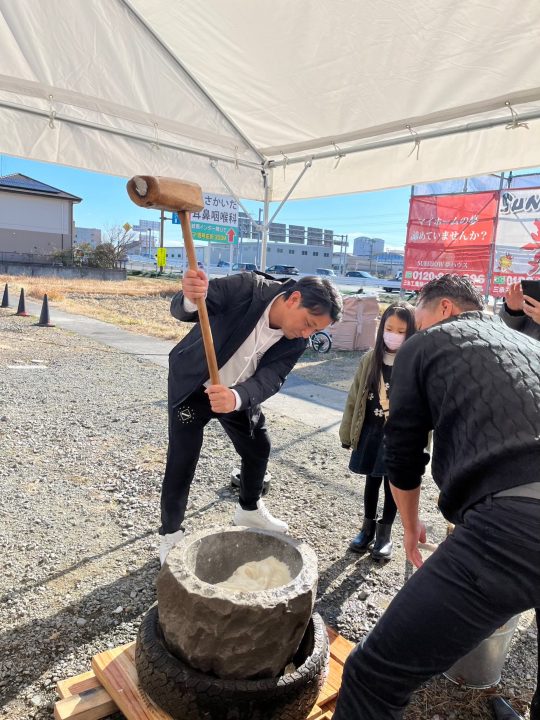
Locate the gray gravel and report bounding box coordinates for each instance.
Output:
[0,309,536,720]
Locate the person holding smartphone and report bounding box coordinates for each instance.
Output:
[499,280,540,341]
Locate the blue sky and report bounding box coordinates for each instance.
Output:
[0,153,411,251]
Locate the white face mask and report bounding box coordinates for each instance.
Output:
[383,331,405,351]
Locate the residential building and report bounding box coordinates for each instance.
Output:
[0,174,81,257]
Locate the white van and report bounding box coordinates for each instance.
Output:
[316,268,336,277]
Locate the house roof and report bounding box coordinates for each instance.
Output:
[0,174,82,202]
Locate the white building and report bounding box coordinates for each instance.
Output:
[0,174,81,257]
[74,226,102,248]
[353,236,384,257]
[243,240,333,273]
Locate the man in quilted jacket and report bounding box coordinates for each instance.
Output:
[334,274,540,720]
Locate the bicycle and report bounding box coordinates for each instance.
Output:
[308,330,332,353]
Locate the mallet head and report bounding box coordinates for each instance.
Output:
[126,175,204,213]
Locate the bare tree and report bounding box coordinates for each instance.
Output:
[98,225,138,269]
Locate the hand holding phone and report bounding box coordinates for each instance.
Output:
[521,280,540,305]
[505,282,524,311]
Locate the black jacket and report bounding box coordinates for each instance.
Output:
[499,302,540,341]
[168,272,307,413]
[384,312,540,523]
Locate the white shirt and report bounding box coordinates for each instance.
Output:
[183,295,284,410]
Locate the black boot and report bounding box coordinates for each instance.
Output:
[370,521,393,561]
[349,518,376,553]
[491,696,525,719]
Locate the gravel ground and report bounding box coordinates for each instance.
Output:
[0,308,536,720]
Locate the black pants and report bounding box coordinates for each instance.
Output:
[333,496,540,720]
[160,388,270,535]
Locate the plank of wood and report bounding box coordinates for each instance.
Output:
[92,642,172,720]
[306,704,325,719]
[53,685,118,720]
[316,678,339,707]
[57,670,98,699]
[327,631,355,666]
[326,661,344,693]
[323,698,337,714]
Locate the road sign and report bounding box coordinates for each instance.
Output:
[172,192,238,244]
[192,222,237,244]
[156,247,166,267]
[123,223,132,231]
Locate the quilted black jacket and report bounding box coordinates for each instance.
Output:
[384,312,540,523]
[167,272,307,412]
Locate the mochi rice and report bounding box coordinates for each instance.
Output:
[216,557,292,592]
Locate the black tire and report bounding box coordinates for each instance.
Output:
[310,332,332,354]
[135,605,329,720]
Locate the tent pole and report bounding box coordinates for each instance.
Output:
[268,107,540,169]
[260,173,270,272]
[0,99,260,171]
[268,161,312,226]
[210,160,262,226]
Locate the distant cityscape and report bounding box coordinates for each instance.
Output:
[0,172,403,277]
[88,214,404,277]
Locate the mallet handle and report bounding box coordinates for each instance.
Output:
[178,211,220,386]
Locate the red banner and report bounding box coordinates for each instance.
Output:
[403,192,499,293]
[490,187,540,296]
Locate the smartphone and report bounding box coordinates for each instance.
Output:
[521,280,540,304]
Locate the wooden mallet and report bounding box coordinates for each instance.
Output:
[126,175,220,385]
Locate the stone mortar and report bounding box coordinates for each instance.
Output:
[157,526,318,679]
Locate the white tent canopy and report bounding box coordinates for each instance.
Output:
[1,0,540,205]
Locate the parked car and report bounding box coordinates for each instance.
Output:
[383,271,403,293]
[232,262,258,272]
[216,259,231,268]
[315,268,336,277]
[265,264,300,275]
[345,270,377,279]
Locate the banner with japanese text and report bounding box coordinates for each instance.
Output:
[490,188,540,296]
[172,192,239,244]
[402,192,498,293]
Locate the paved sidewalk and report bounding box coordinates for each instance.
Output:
[26,300,346,435]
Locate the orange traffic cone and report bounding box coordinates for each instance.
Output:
[16,288,29,317]
[36,294,54,327]
[1,283,9,308]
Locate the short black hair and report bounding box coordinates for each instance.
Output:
[284,276,343,323]
[417,274,484,311]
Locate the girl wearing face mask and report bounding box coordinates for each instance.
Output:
[340,301,416,561]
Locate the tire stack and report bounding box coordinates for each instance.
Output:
[135,605,329,720]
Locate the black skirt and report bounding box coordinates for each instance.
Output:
[349,419,386,477]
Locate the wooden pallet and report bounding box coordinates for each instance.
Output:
[54,627,354,720]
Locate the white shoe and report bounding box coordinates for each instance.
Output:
[159,528,184,566]
[233,500,288,533]
[230,468,272,495]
